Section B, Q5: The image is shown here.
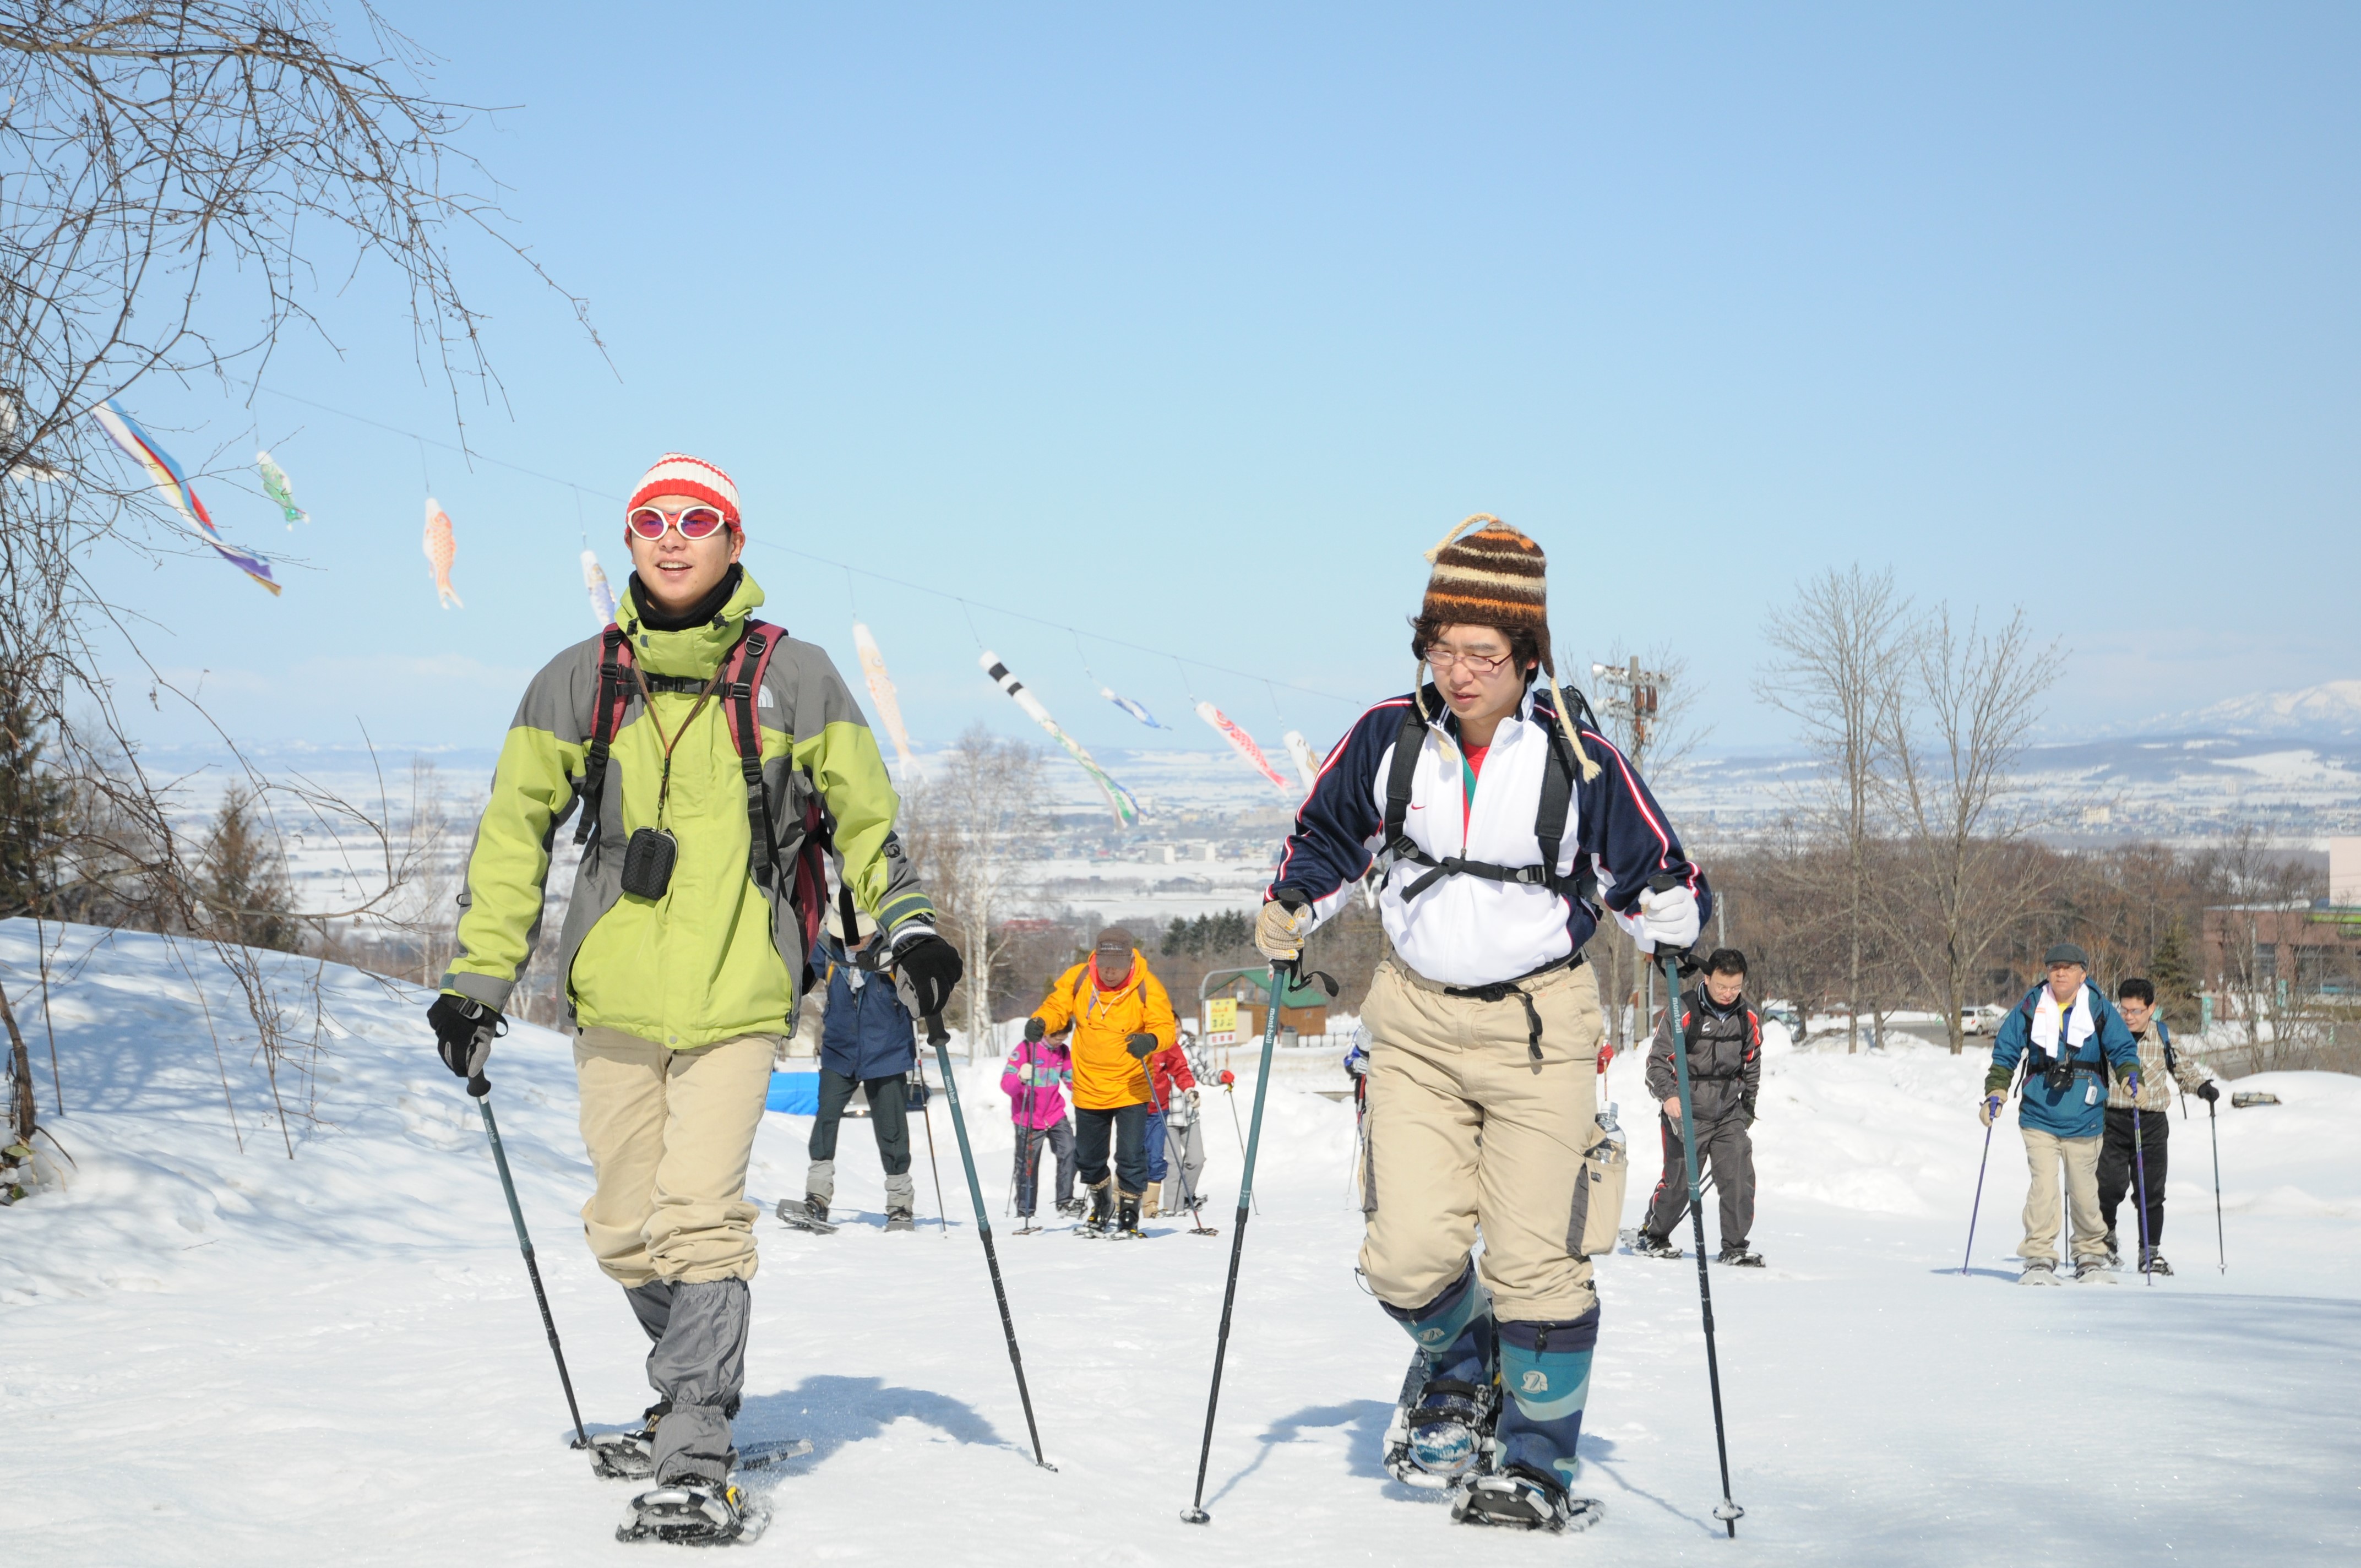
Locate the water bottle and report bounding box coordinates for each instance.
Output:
[1596,1100,1624,1151]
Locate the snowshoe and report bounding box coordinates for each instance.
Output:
[884,1206,916,1233]
[1054,1197,1086,1219]
[776,1196,835,1235]
[1381,1348,1498,1489]
[1716,1246,1765,1268]
[1629,1232,1682,1260]
[1013,1213,1042,1236]
[2018,1260,2061,1286]
[616,1479,767,1545]
[1076,1183,1114,1238]
[1450,1464,1604,1533]
[2074,1258,2115,1284]
[2141,1247,2173,1277]
[588,1403,670,1480]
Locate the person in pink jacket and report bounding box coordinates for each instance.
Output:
[1003,1025,1079,1226]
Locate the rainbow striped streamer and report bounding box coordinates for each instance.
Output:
[90,400,279,595]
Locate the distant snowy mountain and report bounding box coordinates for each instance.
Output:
[2135,680,2361,741]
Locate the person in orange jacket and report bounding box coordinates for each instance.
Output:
[1022,927,1176,1238]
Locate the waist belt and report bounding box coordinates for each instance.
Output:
[1441,952,1585,1066]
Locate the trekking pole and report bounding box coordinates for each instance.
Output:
[1963,1118,1998,1277]
[2130,1097,2153,1287]
[1963,1059,2022,1277]
[467,1071,589,1452]
[917,1062,950,1240]
[1182,962,1337,1525]
[1655,946,1743,1538]
[1218,1073,1259,1217]
[2208,1097,2226,1275]
[923,1014,1054,1469]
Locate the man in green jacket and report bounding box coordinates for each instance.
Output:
[427,453,959,1540]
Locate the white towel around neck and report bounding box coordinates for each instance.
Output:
[2030,984,2094,1057]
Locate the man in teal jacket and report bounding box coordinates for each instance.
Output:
[1981,943,2141,1284]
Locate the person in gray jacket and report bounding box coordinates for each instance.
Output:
[1634,949,1764,1267]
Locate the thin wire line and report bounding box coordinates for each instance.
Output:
[247,381,1358,707]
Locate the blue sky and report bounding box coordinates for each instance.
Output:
[88,3,2360,764]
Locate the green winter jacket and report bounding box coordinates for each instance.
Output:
[442,569,932,1048]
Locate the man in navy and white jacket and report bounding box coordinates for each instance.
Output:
[1256,518,1708,1534]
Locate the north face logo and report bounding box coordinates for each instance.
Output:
[1521,1370,1549,1394]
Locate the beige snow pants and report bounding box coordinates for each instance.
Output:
[2020,1127,2107,1265]
[1357,955,1604,1324]
[575,1026,776,1288]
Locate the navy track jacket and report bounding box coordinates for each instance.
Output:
[1267,686,1710,988]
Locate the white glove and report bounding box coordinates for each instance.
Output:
[1638,884,1701,952]
[1255,898,1311,961]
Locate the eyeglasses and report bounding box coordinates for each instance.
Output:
[1426,647,1515,676]
[627,503,731,541]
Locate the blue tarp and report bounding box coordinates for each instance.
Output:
[765,1071,819,1115]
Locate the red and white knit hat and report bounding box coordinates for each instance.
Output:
[627,453,742,531]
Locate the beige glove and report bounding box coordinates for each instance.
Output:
[1978,1093,2004,1128]
[1255,897,1310,961]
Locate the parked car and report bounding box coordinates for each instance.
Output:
[1960,1003,2006,1035]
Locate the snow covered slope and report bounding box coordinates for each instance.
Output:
[3,921,2356,1564]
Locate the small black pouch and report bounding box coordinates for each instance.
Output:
[620,827,678,900]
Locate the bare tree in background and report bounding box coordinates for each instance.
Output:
[0,3,594,1164]
[1873,606,2064,1054]
[899,725,1044,1056]
[1756,566,1912,1053]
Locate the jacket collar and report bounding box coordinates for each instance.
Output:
[616,568,767,679]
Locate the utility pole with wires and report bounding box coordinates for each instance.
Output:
[1592,657,1678,1039]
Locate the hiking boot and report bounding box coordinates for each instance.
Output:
[1109,1193,1145,1239]
[1078,1180,1114,1237]
[2018,1260,2062,1286]
[2103,1229,2121,1267]
[2073,1257,2114,1283]
[1142,1180,1163,1218]
[1715,1245,1764,1267]
[1054,1197,1086,1219]
[884,1206,915,1232]
[1631,1233,1682,1260]
[2140,1246,2174,1277]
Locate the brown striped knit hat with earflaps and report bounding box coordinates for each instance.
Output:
[1419,514,1600,780]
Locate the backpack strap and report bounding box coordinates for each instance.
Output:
[1379,699,1425,857]
[572,625,633,849]
[1379,689,1580,903]
[2157,1017,2176,1076]
[723,621,785,888]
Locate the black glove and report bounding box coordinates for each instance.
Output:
[1125,1032,1157,1060]
[428,993,504,1096]
[1023,1016,1047,1044]
[891,933,964,1019]
[2196,1081,2219,1104]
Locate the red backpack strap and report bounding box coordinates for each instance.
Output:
[723,620,785,885]
[572,625,634,848]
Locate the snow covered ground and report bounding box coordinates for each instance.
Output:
[4,919,2357,1564]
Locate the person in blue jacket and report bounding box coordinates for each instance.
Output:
[1981,942,2142,1284]
[796,910,921,1232]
